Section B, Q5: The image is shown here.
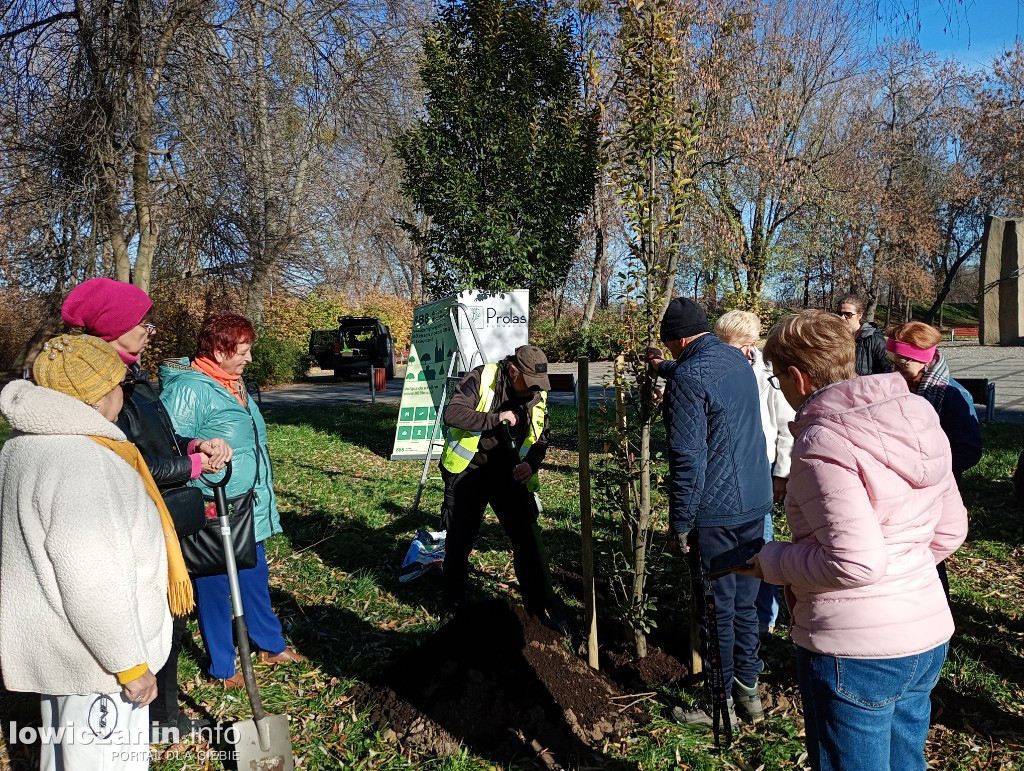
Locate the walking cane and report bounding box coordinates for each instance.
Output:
[688,542,733,748]
[701,573,733,747]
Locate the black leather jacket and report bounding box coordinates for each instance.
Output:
[855,323,894,376]
[115,363,195,489]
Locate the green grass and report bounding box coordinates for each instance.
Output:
[0,405,1022,769]
[872,302,979,329]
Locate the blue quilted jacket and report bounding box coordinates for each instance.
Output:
[658,333,773,533]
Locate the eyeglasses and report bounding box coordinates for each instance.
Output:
[836,311,857,319]
[767,374,781,390]
[121,373,136,399]
[143,322,157,334]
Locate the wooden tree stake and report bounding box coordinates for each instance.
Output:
[578,357,599,669]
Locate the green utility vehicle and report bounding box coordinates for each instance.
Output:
[309,316,396,381]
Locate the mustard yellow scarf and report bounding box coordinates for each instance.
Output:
[87,436,195,617]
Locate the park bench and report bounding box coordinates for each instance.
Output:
[949,327,979,341]
[957,377,995,423]
[547,372,577,405]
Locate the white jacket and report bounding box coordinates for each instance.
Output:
[752,347,795,478]
[0,380,171,695]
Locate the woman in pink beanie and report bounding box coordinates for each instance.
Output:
[61,277,233,739]
[62,277,155,347]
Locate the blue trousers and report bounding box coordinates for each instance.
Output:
[796,642,948,771]
[692,518,764,690]
[194,542,287,679]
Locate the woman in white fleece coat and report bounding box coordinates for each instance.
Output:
[0,336,172,771]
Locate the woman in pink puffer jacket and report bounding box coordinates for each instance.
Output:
[739,310,968,771]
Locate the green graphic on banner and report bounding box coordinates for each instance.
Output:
[390,296,459,459]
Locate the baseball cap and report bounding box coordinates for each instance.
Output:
[513,345,551,391]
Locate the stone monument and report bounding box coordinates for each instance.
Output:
[980,215,1024,346]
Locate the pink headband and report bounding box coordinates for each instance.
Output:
[885,337,937,364]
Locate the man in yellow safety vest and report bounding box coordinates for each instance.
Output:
[439,345,568,632]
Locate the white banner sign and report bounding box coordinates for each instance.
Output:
[391,289,530,460]
[450,289,530,367]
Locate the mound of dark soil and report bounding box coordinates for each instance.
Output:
[354,597,646,768]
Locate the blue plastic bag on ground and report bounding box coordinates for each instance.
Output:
[399,529,446,583]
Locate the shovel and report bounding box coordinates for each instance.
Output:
[203,461,294,770]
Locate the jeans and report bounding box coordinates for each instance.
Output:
[796,642,949,771]
[691,517,764,690]
[755,512,781,631]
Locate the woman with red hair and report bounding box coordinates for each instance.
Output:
[160,313,307,688]
[884,322,981,481]
[885,321,981,604]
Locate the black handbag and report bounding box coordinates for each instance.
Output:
[161,486,206,538]
[180,490,258,577]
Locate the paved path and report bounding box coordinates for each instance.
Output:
[259,344,1024,422]
[937,342,1024,423]
[258,363,617,410]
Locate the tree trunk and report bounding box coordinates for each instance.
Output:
[614,355,632,558]
[243,1,274,327]
[923,237,982,324]
[634,413,650,660]
[6,313,63,382]
[554,286,566,325]
[127,0,157,292]
[865,290,879,323]
[582,202,604,327]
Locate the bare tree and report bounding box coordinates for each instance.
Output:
[1,0,213,292]
[682,0,863,307]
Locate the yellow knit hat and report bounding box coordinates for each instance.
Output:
[33,334,124,406]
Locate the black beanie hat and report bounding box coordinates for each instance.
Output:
[660,297,710,342]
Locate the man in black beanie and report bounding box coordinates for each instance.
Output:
[651,297,772,729]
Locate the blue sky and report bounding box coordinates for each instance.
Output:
[912,0,1023,68]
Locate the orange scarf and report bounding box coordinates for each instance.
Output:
[87,437,195,617]
[192,356,246,406]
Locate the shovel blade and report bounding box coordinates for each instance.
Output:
[225,714,294,771]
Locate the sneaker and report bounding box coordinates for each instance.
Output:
[671,697,737,728]
[733,679,765,723]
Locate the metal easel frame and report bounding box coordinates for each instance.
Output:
[411,303,485,513]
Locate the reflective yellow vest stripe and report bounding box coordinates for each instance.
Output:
[440,362,547,491]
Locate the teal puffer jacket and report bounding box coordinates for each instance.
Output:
[159,359,281,542]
